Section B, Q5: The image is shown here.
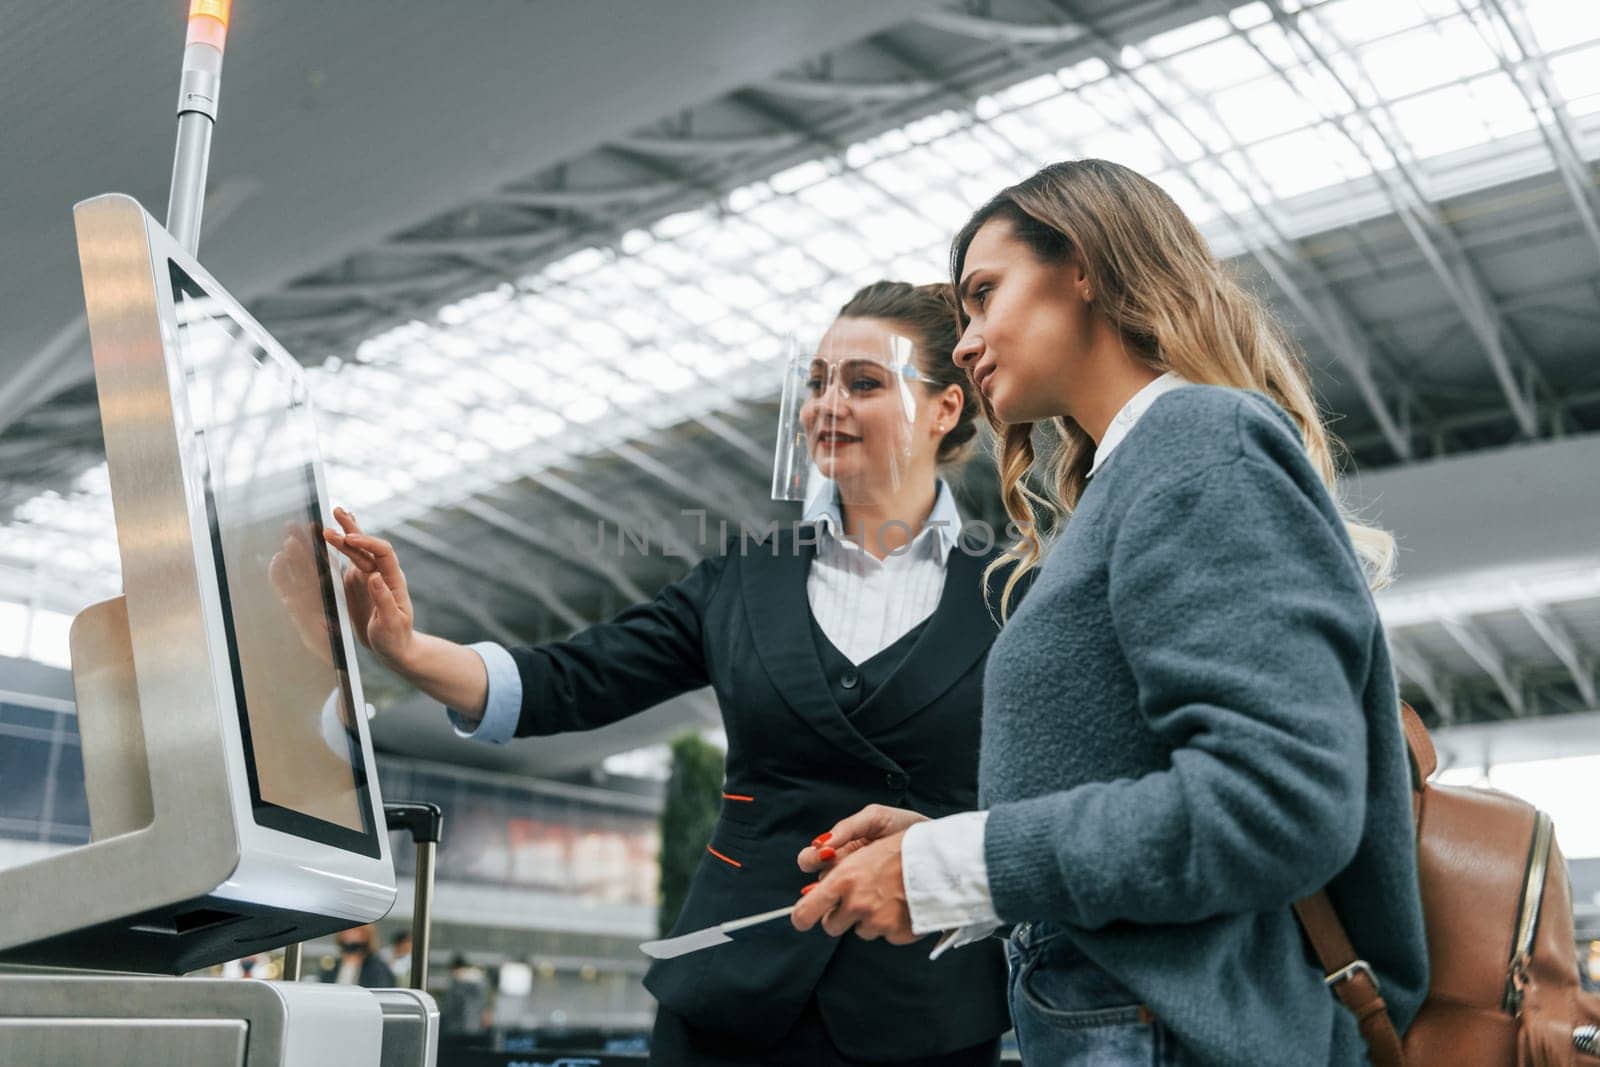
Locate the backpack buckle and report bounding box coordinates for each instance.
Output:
[1324,959,1380,994]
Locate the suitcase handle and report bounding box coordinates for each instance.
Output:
[279,801,444,987]
[384,801,443,991]
[384,801,443,845]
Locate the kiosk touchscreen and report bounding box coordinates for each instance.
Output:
[0,193,396,973]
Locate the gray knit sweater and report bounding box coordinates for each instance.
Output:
[981,385,1428,1065]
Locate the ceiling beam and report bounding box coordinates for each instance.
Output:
[1513,592,1598,708]
[1438,613,1525,717]
[429,578,525,647]
[524,471,703,565]
[611,132,802,159]
[1388,637,1456,724]
[457,497,648,602]
[392,520,586,631]
[918,10,1088,46]
[760,74,935,105]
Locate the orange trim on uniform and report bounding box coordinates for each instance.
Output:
[721,792,755,802]
[706,845,743,868]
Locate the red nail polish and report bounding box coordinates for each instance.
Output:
[818,847,836,861]
[814,832,832,846]
[801,883,816,895]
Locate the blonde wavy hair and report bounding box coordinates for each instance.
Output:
[950,160,1395,617]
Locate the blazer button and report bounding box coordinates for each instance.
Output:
[885,772,907,790]
[840,669,860,690]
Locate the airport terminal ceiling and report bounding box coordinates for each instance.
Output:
[2,0,1600,779]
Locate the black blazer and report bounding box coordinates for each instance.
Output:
[506,528,1012,1060]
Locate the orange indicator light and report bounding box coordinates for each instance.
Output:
[188,0,230,27]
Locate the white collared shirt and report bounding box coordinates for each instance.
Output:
[803,480,963,665]
[902,373,1189,957]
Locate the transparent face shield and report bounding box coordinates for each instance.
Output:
[771,324,925,509]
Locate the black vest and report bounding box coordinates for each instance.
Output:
[807,611,928,719]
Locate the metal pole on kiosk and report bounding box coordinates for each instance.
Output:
[167,0,230,255]
[165,1,317,988]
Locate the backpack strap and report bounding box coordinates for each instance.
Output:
[1291,701,1430,1066]
[1400,701,1437,786]
[1294,893,1406,1067]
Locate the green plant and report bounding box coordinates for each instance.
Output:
[657,732,724,936]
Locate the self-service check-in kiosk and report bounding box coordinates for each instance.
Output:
[0,191,399,971]
[0,4,437,1064]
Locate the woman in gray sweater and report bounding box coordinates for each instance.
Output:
[793,159,1429,1065]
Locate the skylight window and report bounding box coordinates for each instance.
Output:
[3,0,1596,621]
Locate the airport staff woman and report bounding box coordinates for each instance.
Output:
[792,162,1431,1065]
[325,281,1012,1066]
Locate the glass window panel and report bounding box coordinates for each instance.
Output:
[0,736,50,824]
[1160,171,1222,229]
[714,276,772,311]
[0,702,58,731]
[28,610,72,669]
[1480,756,1600,859]
[0,603,26,658]
[1356,20,1496,100]
[1521,0,1600,51]
[1159,35,1273,94]
[1190,157,1257,217]
[751,247,830,294]
[566,396,610,424]
[1472,72,1540,141]
[1085,128,1173,175]
[904,109,965,144]
[1211,79,1319,143]
[705,316,764,348]
[1230,2,1273,30]
[1387,81,1491,158]
[1315,0,1430,45]
[1548,44,1600,104]
[795,180,868,222]
[1058,56,1109,86]
[633,358,695,394]
[1245,21,1303,70]
[799,230,872,274]
[650,209,714,242]
[998,73,1062,109]
[740,199,815,242]
[1142,15,1232,58]
[1248,127,1355,198]
[1168,100,1240,154]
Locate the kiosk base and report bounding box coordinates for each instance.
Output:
[0,974,436,1066]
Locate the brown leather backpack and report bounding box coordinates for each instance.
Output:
[1295,703,1600,1065]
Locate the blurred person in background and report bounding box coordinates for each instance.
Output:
[322,923,395,989]
[382,929,413,985]
[440,953,490,1036]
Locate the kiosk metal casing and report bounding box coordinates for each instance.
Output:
[0,193,396,973]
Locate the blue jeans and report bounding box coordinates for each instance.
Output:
[1005,921,1199,1066]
